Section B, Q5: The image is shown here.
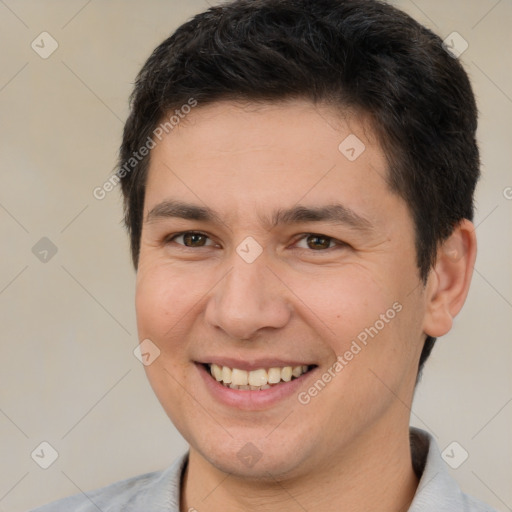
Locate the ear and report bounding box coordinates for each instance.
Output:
[422,219,477,338]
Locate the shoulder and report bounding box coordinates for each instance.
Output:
[28,471,160,512]
[461,492,499,512]
[409,428,498,512]
[28,452,188,512]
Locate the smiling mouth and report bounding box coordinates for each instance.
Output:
[203,363,316,391]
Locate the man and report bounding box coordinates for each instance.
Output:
[31,0,497,510]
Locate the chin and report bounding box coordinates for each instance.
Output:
[190,430,316,482]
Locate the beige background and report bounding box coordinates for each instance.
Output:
[0,0,510,510]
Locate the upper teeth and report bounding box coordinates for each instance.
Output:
[209,364,309,388]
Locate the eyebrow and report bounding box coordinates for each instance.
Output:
[146,199,374,232]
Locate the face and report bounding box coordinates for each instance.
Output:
[135,99,428,479]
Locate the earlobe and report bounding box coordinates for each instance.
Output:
[422,219,477,338]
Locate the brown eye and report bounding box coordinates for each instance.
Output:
[167,232,213,247]
[295,233,339,251]
[305,234,332,250]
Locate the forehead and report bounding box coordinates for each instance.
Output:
[150,99,382,166]
[143,99,397,229]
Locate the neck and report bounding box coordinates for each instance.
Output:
[180,424,419,512]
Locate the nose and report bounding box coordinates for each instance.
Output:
[204,255,292,341]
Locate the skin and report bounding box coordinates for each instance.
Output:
[135,99,477,512]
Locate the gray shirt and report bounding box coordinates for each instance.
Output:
[29,428,497,511]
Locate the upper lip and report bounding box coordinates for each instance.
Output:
[196,357,316,372]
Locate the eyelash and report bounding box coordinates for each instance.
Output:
[163,231,348,253]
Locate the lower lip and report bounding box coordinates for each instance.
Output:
[195,363,316,411]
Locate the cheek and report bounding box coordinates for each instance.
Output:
[134,262,199,426]
[135,261,200,342]
[296,265,417,390]
[289,265,393,346]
